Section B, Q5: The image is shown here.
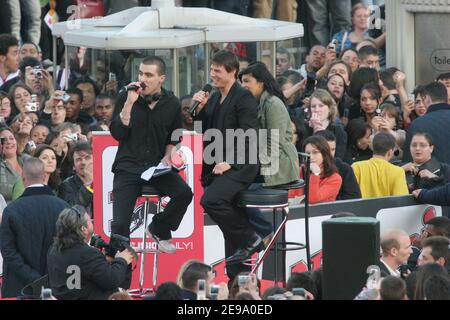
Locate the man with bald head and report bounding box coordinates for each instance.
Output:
[378,229,413,277]
[0,157,68,298]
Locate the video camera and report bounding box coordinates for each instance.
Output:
[90,234,138,260]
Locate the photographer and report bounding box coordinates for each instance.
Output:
[47,205,134,300]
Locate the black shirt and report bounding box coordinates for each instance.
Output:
[110,88,182,175]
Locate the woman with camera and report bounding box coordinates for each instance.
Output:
[402,132,450,193]
[303,89,348,159]
[326,73,354,127]
[301,135,342,204]
[343,118,373,165]
[8,83,34,114]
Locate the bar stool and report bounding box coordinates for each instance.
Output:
[128,185,165,297]
[237,180,306,285]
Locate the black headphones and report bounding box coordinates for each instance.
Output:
[142,91,162,104]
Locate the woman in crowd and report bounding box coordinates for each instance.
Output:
[8,83,33,114]
[34,144,61,193]
[344,119,373,165]
[360,83,382,125]
[340,48,360,73]
[402,132,450,192]
[326,73,354,126]
[371,102,406,163]
[0,127,25,203]
[0,91,12,124]
[302,135,342,204]
[303,89,347,159]
[9,112,35,154]
[331,4,385,55]
[239,62,300,244]
[327,60,352,86]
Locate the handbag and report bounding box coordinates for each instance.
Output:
[76,0,105,18]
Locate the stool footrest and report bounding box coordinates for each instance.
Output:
[275,242,306,252]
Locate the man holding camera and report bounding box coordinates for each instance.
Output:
[47,206,134,300]
[110,56,192,253]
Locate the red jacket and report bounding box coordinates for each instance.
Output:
[290,170,342,204]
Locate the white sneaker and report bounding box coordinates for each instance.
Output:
[146,228,176,254]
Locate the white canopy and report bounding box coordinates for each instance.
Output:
[52,1,303,49]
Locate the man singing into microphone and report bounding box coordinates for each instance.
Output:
[110,56,193,253]
[192,50,263,282]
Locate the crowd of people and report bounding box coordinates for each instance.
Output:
[0,0,449,300]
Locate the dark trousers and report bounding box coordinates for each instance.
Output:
[112,171,193,240]
[200,174,255,280]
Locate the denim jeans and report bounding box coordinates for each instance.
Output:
[9,0,41,44]
[305,0,352,46]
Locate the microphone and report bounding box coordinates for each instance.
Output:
[124,82,147,92]
[188,84,213,116]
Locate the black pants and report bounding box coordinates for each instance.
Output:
[112,171,193,240]
[201,174,255,280]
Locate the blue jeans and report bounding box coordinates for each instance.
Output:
[246,183,273,239]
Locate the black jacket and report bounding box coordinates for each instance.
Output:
[58,174,93,215]
[110,88,182,175]
[335,158,361,200]
[47,242,131,300]
[417,182,450,206]
[194,82,259,185]
[405,158,450,192]
[0,186,69,298]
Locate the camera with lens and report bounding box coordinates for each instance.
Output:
[292,288,306,297]
[64,133,78,142]
[60,92,71,103]
[90,234,138,260]
[209,285,220,300]
[238,275,250,287]
[25,102,39,112]
[32,66,43,79]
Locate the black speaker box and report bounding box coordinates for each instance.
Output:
[322,217,380,300]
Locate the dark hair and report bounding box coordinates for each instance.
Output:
[286,272,318,298]
[360,83,381,102]
[20,42,39,52]
[19,56,42,77]
[412,131,434,147]
[423,81,448,104]
[66,87,84,103]
[315,129,336,143]
[34,144,61,190]
[426,216,450,238]
[239,62,286,103]
[235,292,255,300]
[358,46,379,60]
[423,275,450,300]
[8,82,33,114]
[380,276,406,300]
[327,60,352,81]
[413,85,427,100]
[180,94,193,104]
[70,141,92,164]
[422,236,450,262]
[380,102,401,128]
[54,205,90,251]
[96,93,115,104]
[212,50,240,79]
[154,282,183,300]
[349,67,379,100]
[326,73,348,101]
[437,72,450,81]
[262,286,286,300]
[0,34,18,56]
[179,260,211,291]
[346,118,372,147]
[372,132,396,156]
[142,55,166,76]
[302,135,338,178]
[414,263,448,300]
[339,47,358,59]
[380,68,400,91]
[73,76,100,96]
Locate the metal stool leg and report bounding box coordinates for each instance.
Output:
[274,208,278,286]
[138,197,149,293]
[152,199,162,288]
